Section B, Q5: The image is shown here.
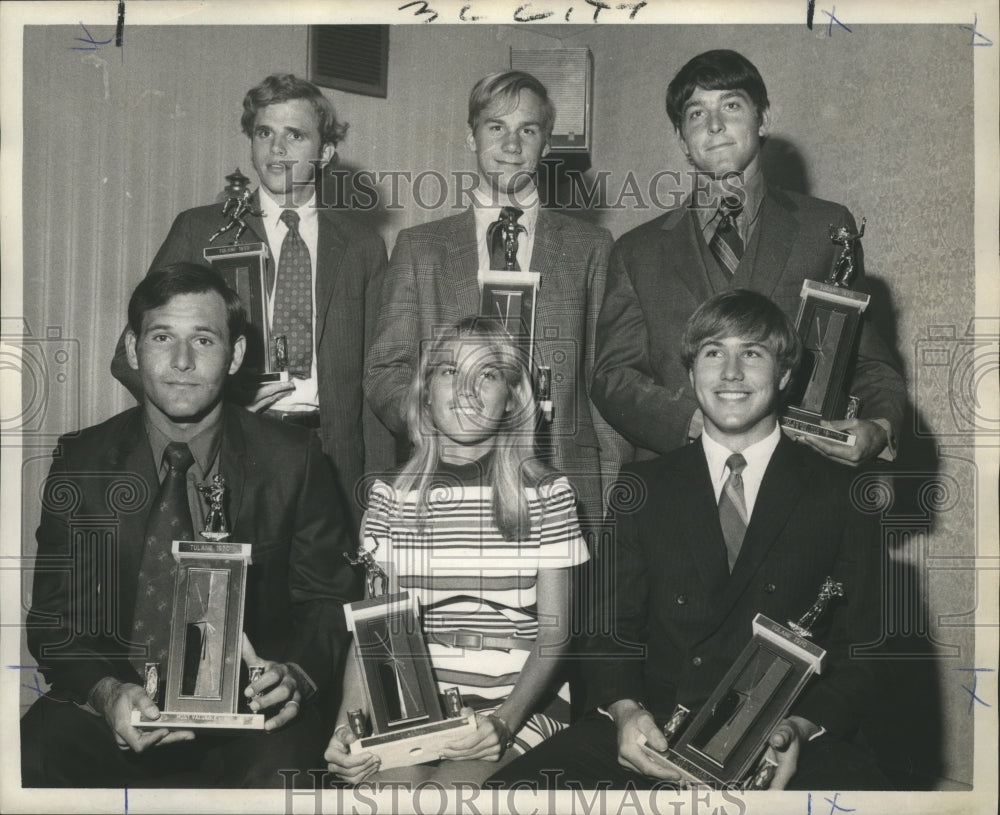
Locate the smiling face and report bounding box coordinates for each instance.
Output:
[689,335,790,451]
[466,89,550,199]
[426,339,516,461]
[678,87,770,178]
[250,98,334,206]
[126,291,245,436]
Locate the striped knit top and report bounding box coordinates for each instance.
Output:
[360,457,588,705]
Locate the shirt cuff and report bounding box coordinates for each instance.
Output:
[872,418,897,461]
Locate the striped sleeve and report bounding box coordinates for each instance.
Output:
[536,477,589,568]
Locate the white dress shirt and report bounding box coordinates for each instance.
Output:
[701,422,782,519]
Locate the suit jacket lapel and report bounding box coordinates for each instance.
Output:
[713,437,809,624]
[315,210,348,344]
[673,446,731,596]
[746,189,799,299]
[662,207,714,303]
[107,410,158,585]
[444,209,483,314]
[218,405,247,527]
[531,212,565,334]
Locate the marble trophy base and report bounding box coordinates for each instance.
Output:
[131,710,265,730]
[349,714,477,769]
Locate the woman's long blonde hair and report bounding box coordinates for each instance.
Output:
[392,317,549,540]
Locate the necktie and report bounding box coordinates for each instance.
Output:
[718,453,748,571]
[709,198,744,277]
[131,442,195,675]
[272,209,313,375]
[488,206,524,271]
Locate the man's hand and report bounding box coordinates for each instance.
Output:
[609,700,683,782]
[242,633,305,731]
[237,380,296,413]
[788,418,888,466]
[439,707,505,762]
[324,725,381,783]
[764,715,820,789]
[90,677,195,753]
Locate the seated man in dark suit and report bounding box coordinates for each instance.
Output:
[592,49,905,466]
[22,263,361,787]
[489,289,891,790]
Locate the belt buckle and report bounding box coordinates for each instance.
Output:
[454,631,484,650]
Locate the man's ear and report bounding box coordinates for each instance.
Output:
[320,143,336,167]
[778,367,792,392]
[688,367,696,389]
[758,107,772,139]
[229,335,246,376]
[125,329,140,371]
[465,126,477,154]
[677,130,692,163]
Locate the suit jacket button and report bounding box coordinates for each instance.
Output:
[763,583,776,593]
[691,656,702,666]
[676,594,688,605]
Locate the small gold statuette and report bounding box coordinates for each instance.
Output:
[208,168,263,245]
[486,207,526,270]
[788,576,845,638]
[197,474,230,542]
[826,217,866,288]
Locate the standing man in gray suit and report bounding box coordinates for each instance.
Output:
[365,70,628,526]
[592,50,905,465]
[112,74,393,514]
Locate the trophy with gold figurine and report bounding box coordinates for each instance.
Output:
[202,169,289,385]
[341,536,477,769]
[637,577,846,790]
[132,476,264,730]
[781,219,870,447]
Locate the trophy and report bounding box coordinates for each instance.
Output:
[202,169,288,385]
[341,537,476,769]
[638,578,845,789]
[780,219,869,447]
[132,476,264,730]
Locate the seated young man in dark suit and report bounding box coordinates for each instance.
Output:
[488,289,892,790]
[22,263,361,788]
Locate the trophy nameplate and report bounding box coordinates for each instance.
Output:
[780,219,870,447]
[640,578,844,789]
[132,477,265,730]
[342,541,476,769]
[203,169,289,385]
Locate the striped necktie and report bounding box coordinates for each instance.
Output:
[709,198,744,277]
[718,452,748,571]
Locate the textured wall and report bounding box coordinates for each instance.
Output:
[17,23,980,787]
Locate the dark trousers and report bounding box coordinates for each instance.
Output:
[21,694,329,789]
[486,710,894,791]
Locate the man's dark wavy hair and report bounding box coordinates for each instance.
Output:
[666,49,770,131]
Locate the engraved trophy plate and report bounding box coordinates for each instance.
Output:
[202,168,289,385]
[640,578,843,789]
[343,539,476,769]
[132,477,265,730]
[780,219,869,446]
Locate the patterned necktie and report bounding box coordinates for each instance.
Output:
[709,197,744,277]
[488,206,524,271]
[718,453,749,571]
[272,209,313,375]
[131,442,195,675]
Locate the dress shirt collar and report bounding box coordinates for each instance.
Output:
[692,160,766,241]
[701,422,781,515]
[258,185,319,233]
[145,410,223,483]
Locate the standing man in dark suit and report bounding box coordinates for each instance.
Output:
[111,74,392,514]
[24,264,361,787]
[489,290,891,790]
[592,49,905,465]
[364,70,629,525]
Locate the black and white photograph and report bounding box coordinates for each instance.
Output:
[1,1,996,813]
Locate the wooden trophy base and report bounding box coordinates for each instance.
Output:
[256,370,291,384]
[131,710,265,730]
[350,714,477,769]
[779,414,855,446]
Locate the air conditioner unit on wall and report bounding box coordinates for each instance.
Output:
[510,48,593,153]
